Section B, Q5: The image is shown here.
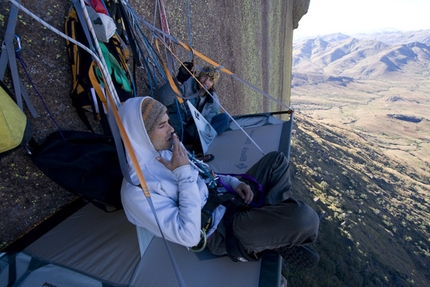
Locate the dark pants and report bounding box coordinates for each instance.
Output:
[207,151,319,256]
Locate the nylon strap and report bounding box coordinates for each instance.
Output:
[107,102,133,184]
[72,0,97,53]
[201,189,234,229]
[217,173,265,208]
[155,38,183,103]
[157,0,176,74]
[177,40,233,75]
[89,62,107,110]
[0,2,38,118]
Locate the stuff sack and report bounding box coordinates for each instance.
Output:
[0,80,33,155]
[30,130,123,211]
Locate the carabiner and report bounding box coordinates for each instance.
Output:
[190,229,207,252]
[14,34,22,53]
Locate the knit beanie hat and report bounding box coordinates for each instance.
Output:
[198,66,220,86]
[140,97,167,135]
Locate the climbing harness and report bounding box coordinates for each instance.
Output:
[187,153,265,252]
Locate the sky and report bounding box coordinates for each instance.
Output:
[294,0,430,38]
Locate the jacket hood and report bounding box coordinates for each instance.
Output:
[119,97,160,168]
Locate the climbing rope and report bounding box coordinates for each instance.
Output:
[185,0,193,61]
[14,42,66,141]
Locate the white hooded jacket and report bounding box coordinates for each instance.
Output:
[119,97,241,247]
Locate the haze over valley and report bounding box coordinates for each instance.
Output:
[292,29,430,183]
[285,29,430,286]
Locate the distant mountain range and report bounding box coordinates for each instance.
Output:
[292,29,430,83]
[295,29,430,45]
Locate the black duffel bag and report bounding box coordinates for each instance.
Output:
[30,130,123,211]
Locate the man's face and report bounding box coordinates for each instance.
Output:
[199,75,214,90]
[148,113,175,151]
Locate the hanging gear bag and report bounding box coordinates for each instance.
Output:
[30,130,123,211]
[0,80,33,155]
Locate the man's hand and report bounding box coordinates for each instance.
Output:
[156,133,189,171]
[235,183,254,205]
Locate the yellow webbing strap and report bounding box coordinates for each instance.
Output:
[109,93,150,196]
[177,40,234,75]
[89,61,107,109]
[95,63,151,197]
[155,39,183,104]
